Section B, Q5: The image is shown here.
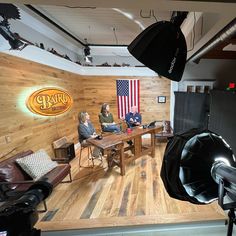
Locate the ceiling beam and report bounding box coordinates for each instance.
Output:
[187,14,235,59]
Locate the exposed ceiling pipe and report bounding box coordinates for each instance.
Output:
[188,18,236,63]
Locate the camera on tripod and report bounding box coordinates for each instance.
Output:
[0,181,52,236]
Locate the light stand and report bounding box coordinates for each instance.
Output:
[211,161,236,235]
[217,178,236,236]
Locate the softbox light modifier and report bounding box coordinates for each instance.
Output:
[161,129,236,204]
[161,129,236,235]
[128,21,187,82]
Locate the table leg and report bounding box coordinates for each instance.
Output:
[106,149,113,169]
[120,144,125,176]
[151,132,155,158]
[134,136,142,158]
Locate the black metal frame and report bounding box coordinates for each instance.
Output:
[0,181,48,212]
[218,178,236,236]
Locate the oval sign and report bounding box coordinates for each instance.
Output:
[26,88,73,116]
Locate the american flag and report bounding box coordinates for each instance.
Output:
[116,79,140,119]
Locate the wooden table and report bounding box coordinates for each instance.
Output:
[87,126,162,176]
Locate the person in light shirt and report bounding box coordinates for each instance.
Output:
[78,111,101,158]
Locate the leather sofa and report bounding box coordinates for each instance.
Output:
[0,150,72,211]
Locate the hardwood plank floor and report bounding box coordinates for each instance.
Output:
[36,142,226,231]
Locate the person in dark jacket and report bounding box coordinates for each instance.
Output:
[125,106,142,127]
[78,111,101,158]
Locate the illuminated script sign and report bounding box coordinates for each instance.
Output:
[26,88,73,116]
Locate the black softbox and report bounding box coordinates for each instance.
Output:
[128,21,187,82]
[161,128,236,205]
[160,128,205,204]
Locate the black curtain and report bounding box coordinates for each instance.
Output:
[174,92,210,134]
[208,90,236,155]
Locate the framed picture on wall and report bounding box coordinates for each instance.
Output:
[157,96,166,103]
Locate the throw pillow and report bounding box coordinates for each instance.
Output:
[16,149,58,180]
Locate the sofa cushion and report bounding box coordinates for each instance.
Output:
[16,149,58,180]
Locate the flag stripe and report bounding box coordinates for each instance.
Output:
[116,79,140,119]
[117,96,120,119]
[138,80,140,112]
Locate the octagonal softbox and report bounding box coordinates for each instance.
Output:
[161,128,236,204]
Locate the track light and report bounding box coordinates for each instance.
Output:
[85,56,93,63]
[161,129,236,235]
[83,43,92,64]
[128,12,188,82]
[0,4,27,50]
[84,45,90,57]
[0,21,25,50]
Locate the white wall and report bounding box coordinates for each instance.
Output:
[183,59,236,88]
[4,45,157,77]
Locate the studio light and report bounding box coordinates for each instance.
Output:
[85,56,93,63]
[128,12,188,82]
[0,22,25,50]
[161,129,236,235]
[84,45,90,57]
[0,4,27,50]
[84,45,93,63]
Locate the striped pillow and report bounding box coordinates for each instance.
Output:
[16,149,58,180]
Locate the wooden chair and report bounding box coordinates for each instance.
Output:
[79,142,94,169]
[155,120,173,142]
[79,142,103,169]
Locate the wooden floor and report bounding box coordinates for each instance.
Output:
[36,142,226,232]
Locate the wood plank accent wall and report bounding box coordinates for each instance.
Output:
[82,76,170,131]
[0,53,170,160]
[0,53,84,159]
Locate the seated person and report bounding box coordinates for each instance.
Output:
[125,106,142,128]
[78,111,101,158]
[99,103,120,133]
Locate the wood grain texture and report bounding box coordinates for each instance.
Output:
[0,53,170,160]
[81,75,170,132]
[36,143,226,231]
[0,53,84,158]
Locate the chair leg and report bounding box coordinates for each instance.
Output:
[61,169,73,183]
[79,145,95,169]
[90,146,94,167]
[87,146,90,166]
[100,153,103,164]
[37,199,47,213]
[79,146,83,169]
[69,169,72,182]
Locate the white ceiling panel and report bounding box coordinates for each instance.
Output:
[34,5,172,45]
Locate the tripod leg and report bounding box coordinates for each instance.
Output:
[227,209,235,236]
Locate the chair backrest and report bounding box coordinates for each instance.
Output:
[163,120,172,133]
[52,137,68,149]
